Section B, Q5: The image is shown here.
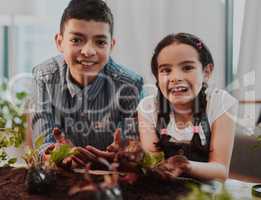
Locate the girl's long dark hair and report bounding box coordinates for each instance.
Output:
[152,33,214,160]
[152,32,213,131]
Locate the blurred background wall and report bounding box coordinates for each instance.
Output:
[0,0,226,85]
[0,0,260,126]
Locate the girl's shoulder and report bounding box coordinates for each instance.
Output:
[206,87,238,107]
[206,87,238,125]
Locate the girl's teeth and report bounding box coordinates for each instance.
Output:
[170,87,187,92]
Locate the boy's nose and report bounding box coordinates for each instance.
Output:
[81,42,96,56]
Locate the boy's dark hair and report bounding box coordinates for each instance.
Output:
[152,33,214,160]
[60,0,114,36]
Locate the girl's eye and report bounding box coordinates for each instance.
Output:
[159,68,171,74]
[96,40,108,47]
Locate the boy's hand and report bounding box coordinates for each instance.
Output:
[81,128,122,161]
[106,128,121,153]
[72,146,112,169]
[42,128,74,167]
[52,127,73,146]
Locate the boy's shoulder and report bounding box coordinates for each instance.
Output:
[32,55,65,79]
[104,58,143,87]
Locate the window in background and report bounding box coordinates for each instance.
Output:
[15,23,58,74]
[0,0,69,77]
[233,0,245,76]
[14,0,69,74]
[0,27,4,78]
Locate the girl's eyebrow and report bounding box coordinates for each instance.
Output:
[158,64,172,69]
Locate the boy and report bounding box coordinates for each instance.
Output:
[32,0,143,156]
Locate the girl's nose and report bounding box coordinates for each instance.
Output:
[81,42,96,57]
[169,70,183,83]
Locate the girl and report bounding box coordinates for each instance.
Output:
[138,33,238,181]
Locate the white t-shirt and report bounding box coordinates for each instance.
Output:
[138,88,238,145]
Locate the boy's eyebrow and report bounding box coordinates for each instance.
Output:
[178,60,196,65]
[69,31,85,37]
[94,35,109,40]
[69,32,108,39]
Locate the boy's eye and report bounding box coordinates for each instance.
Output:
[182,65,194,71]
[96,40,108,47]
[70,38,82,44]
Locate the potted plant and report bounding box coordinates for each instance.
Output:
[0,82,28,166]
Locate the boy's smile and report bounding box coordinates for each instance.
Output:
[56,19,115,86]
[157,43,212,112]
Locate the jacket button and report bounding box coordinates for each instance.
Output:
[112,73,118,78]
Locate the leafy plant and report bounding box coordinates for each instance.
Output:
[49,144,76,167]
[22,135,45,168]
[254,135,261,149]
[23,135,77,169]
[0,82,28,166]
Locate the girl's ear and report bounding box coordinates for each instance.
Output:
[203,63,214,82]
[55,33,64,53]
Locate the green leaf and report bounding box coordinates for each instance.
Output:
[50,144,75,165]
[0,83,7,92]
[0,151,8,161]
[34,135,45,150]
[8,158,17,165]
[141,151,165,168]
[16,92,27,100]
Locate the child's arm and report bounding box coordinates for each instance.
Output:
[138,111,159,153]
[139,109,236,181]
[186,111,236,181]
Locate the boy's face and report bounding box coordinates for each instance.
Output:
[56,19,115,86]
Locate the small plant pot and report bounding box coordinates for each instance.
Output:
[252,184,261,200]
[94,186,123,200]
[25,167,56,194]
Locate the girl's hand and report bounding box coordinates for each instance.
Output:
[150,155,189,180]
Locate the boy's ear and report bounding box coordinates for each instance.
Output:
[110,38,116,50]
[55,33,64,53]
[203,63,214,81]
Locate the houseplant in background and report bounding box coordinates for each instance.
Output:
[0,81,28,166]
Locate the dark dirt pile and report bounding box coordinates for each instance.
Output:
[0,167,191,200]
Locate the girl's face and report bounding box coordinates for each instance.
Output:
[157,43,212,111]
